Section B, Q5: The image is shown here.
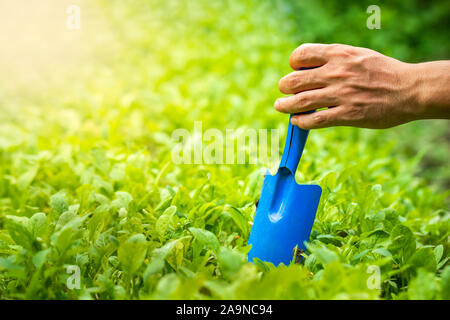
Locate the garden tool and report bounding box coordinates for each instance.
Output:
[248,113,322,266]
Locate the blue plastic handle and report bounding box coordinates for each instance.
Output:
[279,114,309,174]
[279,67,314,174]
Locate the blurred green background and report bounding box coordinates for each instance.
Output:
[2,0,449,189]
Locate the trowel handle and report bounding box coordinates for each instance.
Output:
[279,113,310,174]
[279,67,316,174]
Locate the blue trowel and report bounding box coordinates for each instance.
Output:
[248,113,322,266]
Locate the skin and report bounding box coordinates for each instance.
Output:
[275,43,450,129]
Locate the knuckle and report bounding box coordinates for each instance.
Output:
[345,106,365,121]
[328,44,355,59]
[286,75,299,90]
[324,70,339,81]
[300,92,318,108]
[295,94,308,108]
[324,64,353,82]
[311,113,328,127]
[324,68,345,81]
[328,43,343,54]
[340,85,356,97]
[295,44,310,56]
[352,54,366,65]
[340,46,356,58]
[295,117,309,129]
[329,43,342,50]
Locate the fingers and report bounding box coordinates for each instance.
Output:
[274,88,338,113]
[289,43,332,70]
[280,43,338,94]
[277,43,355,129]
[278,68,326,94]
[291,107,346,129]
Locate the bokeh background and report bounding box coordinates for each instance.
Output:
[1,0,449,188]
[0,0,449,299]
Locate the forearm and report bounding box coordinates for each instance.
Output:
[413,61,450,120]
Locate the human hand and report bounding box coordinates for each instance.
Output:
[275,43,450,129]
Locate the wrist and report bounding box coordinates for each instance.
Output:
[410,61,450,120]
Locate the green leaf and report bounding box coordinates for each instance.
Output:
[91,148,110,175]
[144,239,186,280]
[319,171,337,191]
[434,244,443,264]
[189,227,219,252]
[152,273,179,299]
[55,227,73,254]
[244,169,264,200]
[217,247,244,279]
[408,247,436,272]
[16,166,38,191]
[307,243,339,266]
[5,221,35,251]
[88,209,110,241]
[56,210,77,230]
[372,248,392,257]
[0,256,23,271]
[388,225,416,261]
[437,256,449,270]
[32,249,50,269]
[29,212,47,238]
[50,192,69,216]
[407,269,438,300]
[111,191,133,209]
[226,206,248,235]
[352,249,370,262]
[441,266,450,300]
[144,258,165,280]
[155,206,177,238]
[118,234,148,275]
[171,186,192,212]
